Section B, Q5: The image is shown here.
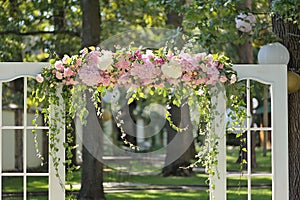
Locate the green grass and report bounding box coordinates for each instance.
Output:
[226,146,272,172]
[2,176,48,192]
[2,147,272,199]
[106,190,209,200]
[3,197,48,200]
[105,189,272,200]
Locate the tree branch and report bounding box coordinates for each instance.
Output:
[0,30,80,37]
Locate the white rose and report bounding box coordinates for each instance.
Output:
[161,59,182,79]
[98,50,114,71]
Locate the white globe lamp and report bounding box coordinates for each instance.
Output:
[257,42,290,64]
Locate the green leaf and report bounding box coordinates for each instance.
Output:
[128,97,134,104]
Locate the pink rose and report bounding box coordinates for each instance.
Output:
[36,74,44,83]
[219,76,228,83]
[64,67,73,77]
[230,74,237,84]
[218,63,224,69]
[62,55,71,64]
[56,72,63,80]
[54,61,64,72]
[64,78,78,85]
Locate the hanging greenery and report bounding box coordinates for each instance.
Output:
[32,40,245,194]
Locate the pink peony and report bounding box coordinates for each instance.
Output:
[142,50,155,64]
[64,78,78,85]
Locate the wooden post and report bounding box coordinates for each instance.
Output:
[210,85,226,200]
[49,86,65,200]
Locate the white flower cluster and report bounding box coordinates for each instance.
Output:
[235,12,256,33]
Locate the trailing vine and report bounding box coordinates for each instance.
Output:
[31,40,246,196]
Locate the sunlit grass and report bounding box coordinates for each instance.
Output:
[106,190,209,200]
[2,147,272,199]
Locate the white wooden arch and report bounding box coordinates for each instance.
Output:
[0,63,288,200]
[213,64,288,200]
[0,62,65,200]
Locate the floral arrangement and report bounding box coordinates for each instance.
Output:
[33,43,242,195]
[36,45,236,91]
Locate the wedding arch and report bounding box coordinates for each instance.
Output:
[0,36,288,199]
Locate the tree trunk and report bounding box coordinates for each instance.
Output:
[162,102,196,176]
[8,0,24,173]
[53,0,66,57]
[79,0,105,199]
[79,92,105,200]
[236,0,257,169]
[162,0,196,177]
[272,15,300,200]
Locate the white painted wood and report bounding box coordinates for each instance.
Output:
[0,62,48,81]
[246,79,252,200]
[233,64,289,200]
[0,82,2,200]
[23,78,28,200]
[0,62,66,200]
[49,86,65,200]
[210,85,226,200]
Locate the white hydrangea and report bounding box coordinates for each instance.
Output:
[98,50,114,71]
[161,58,182,79]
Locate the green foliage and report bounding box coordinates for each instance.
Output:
[0,0,81,62]
[100,0,166,40]
[271,0,300,26]
[161,0,279,62]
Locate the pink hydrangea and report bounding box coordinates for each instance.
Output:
[115,55,131,71]
[206,66,220,85]
[78,65,101,86]
[85,50,101,69]
[130,62,161,85]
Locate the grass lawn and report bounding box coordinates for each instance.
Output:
[2,147,272,199]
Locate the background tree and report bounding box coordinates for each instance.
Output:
[78,0,106,199]
[270,0,300,199]
[162,0,197,177]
